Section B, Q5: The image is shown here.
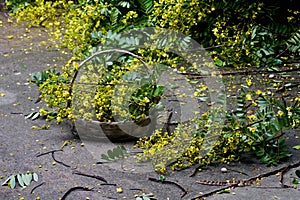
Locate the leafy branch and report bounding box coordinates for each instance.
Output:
[101,145,129,161]
[2,172,39,189]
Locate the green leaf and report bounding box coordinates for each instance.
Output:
[198,96,209,102]
[22,173,30,186]
[17,174,24,187]
[217,189,230,194]
[101,154,110,161]
[292,178,299,184]
[25,173,32,185]
[113,146,123,158]
[10,176,16,189]
[153,86,164,96]
[159,175,165,181]
[214,59,223,67]
[31,112,40,120]
[24,112,35,119]
[101,146,128,161]
[120,145,127,153]
[292,145,300,150]
[33,173,38,182]
[107,149,115,159]
[295,170,300,178]
[2,175,13,186]
[261,155,270,163]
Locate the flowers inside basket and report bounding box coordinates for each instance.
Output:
[69,49,165,141]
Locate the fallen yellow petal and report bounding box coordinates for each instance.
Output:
[116,187,123,193]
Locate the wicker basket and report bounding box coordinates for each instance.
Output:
[74,116,158,142]
[70,49,157,142]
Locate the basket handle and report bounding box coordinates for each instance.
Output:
[68,48,152,99]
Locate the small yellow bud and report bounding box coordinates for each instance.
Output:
[116,187,123,193]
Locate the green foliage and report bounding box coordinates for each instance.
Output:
[217,189,230,194]
[136,91,300,172]
[135,193,157,200]
[293,145,300,150]
[137,0,153,14]
[11,0,153,57]
[4,0,32,13]
[225,93,296,166]
[2,172,38,189]
[24,110,57,121]
[101,145,129,161]
[30,69,60,86]
[287,29,300,55]
[152,0,300,68]
[292,178,299,185]
[24,111,40,120]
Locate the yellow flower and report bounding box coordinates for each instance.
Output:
[277,110,284,117]
[252,101,257,107]
[246,93,252,101]
[248,127,256,133]
[212,28,218,35]
[116,187,123,193]
[246,77,252,87]
[144,97,150,103]
[56,116,62,123]
[39,108,48,115]
[256,90,262,95]
[247,115,257,121]
[73,62,79,70]
[63,91,69,97]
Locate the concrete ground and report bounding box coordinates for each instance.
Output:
[1,14,300,200]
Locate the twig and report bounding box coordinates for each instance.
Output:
[165,111,173,135]
[36,149,63,157]
[280,166,293,188]
[190,165,206,177]
[276,83,300,93]
[285,60,300,64]
[129,188,143,191]
[181,67,300,78]
[35,92,42,103]
[100,183,117,186]
[192,161,300,199]
[30,182,45,194]
[275,46,290,58]
[51,152,71,168]
[148,177,187,198]
[184,45,222,52]
[61,186,94,200]
[72,170,107,183]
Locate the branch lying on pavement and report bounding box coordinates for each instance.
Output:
[51,152,71,168]
[72,170,108,183]
[36,149,72,168]
[36,149,63,157]
[181,67,300,78]
[30,182,45,194]
[61,186,94,200]
[192,161,300,199]
[148,177,187,198]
